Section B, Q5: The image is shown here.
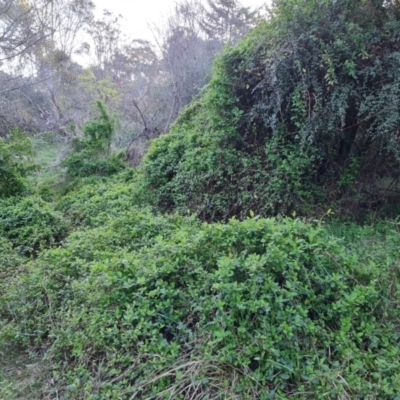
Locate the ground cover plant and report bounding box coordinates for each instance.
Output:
[1,180,400,398]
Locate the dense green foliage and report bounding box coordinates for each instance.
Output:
[141,0,400,220]
[56,170,150,227]
[1,179,400,398]
[0,130,37,198]
[0,237,23,283]
[62,101,127,179]
[0,196,69,256]
[2,1,400,399]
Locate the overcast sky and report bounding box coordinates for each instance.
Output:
[93,0,269,41]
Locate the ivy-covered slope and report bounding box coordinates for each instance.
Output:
[141,0,400,221]
[1,177,400,399]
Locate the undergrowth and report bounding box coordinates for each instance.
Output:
[1,178,400,398]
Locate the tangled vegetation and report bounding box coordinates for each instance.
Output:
[142,0,400,221]
[0,129,37,198]
[62,101,126,179]
[1,1,400,399]
[2,180,400,399]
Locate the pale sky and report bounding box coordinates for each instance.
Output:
[93,0,269,41]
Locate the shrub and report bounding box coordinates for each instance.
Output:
[62,101,127,179]
[140,0,400,220]
[2,213,399,398]
[0,130,37,198]
[56,170,152,228]
[62,150,127,179]
[0,196,69,256]
[0,238,23,287]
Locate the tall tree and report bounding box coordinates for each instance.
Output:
[151,0,259,132]
[199,0,259,43]
[28,0,94,132]
[0,0,42,66]
[29,0,94,57]
[0,0,94,135]
[0,0,45,135]
[86,10,122,77]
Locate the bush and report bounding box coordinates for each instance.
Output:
[62,150,127,179]
[140,0,400,220]
[0,238,23,287]
[0,196,69,256]
[2,212,399,399]
[56,170,152,228]
[0,130,37,198]
[62,101,127,179]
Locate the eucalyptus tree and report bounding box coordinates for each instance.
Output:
[151,0,260,132]
[199,0,260,43]
[0,0,95,135]
[86,9,122,78]
[0,0,46,135]
[29,0,94,57]
[27,0,94,132]
[0,0,42,67]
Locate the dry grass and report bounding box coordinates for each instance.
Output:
[0,346,49,400]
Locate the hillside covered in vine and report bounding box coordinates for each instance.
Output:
[1,0,400,399]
